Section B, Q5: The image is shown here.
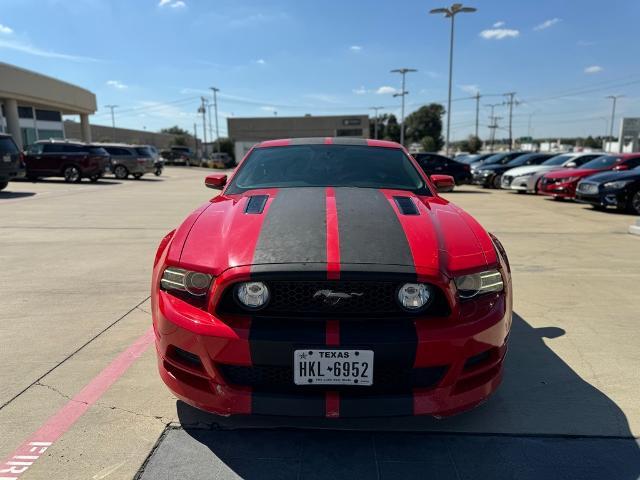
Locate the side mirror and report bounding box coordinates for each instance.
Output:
[430,174,455,193]
[205,174,227,189]
[565,162,576,168]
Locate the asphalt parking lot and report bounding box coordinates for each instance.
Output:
[1,168,639,479]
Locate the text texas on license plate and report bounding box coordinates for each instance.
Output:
[294,349,373,386]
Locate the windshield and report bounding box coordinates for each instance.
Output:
[579,155,618,170]
[482,153,507,165]
[506,153,542,166]
[227,145,429,194]
[543,154,572,166]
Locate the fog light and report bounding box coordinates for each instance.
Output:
[397,283,432,311]
[235,282,270,310]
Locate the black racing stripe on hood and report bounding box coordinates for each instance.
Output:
[335,188,415,269]
[252,188,327,266]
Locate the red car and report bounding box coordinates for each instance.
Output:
[539,154,640,199]
[152,138,512,418]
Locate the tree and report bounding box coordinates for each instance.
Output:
[383,114,401,143]
[584,135,600,149]
[403,103,445,150]
[160,125,190,146]
[211,137,235,160]
[420,136,437,152]
[459,135,482,153]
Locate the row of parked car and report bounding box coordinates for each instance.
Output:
[0,135,168,190]
[455,150,640,215]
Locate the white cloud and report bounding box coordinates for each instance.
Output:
[584,65,603,74]
[376,86,399,95]
[0,24,13,35]
[255,58,266,65]
[159,0,186,8]
[106,80,128,90]
[533,18,561,31]
[493,21,505,28]
[349,45,362,52]
[459,84,479,94]
[479,28,520,40]
[352,86,367,95]
[0,38,99,62]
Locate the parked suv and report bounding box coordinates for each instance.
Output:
[161,146,193,166]
[0,134,26,191]
[24,140,109,183]
[413,152,471,184]
[99,144,156,179]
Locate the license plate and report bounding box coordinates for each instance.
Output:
[294,349,373,386]
[2,154,10,163]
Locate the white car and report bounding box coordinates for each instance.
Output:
[501,152,604,193]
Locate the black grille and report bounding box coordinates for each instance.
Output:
[218,280,450,318]
[217,364,447,394]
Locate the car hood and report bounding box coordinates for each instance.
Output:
[505,165,557,177]
[545,168,604,180]
[476,164,506,172]
[168,187,497,278]
[581,169,640,184]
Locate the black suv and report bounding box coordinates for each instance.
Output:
[413,153,472,184]
[0,134,25,191]
[24,140,110,183]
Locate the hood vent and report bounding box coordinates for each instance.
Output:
[245,195,269,214]
[393,196,419,216]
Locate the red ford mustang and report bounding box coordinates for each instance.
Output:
[152,138,512,418]
[539,154,640,199]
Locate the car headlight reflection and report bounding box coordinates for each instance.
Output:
[161,267,213,296]
[235,282,270,310]
[455,270,504,299]
[603,180,632,189]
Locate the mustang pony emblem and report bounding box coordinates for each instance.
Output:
[313,289,364,306]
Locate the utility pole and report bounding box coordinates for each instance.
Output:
[430,3,477,156]
[606,95,623,152]
[198,97,207,159]
[210,87,220,153]
[105,105,118,141]
[503,92,517,149]
[474,92,481,138]
[485,103,501,153]
[193,123,198,156]
[391,68,417,147]
[370,106,384,139]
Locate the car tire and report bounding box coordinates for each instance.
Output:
[492,175,502,189]
[26,175,38,182]
[63,165,82,183]
[133,173,143,180]
[0,181,7,191]
[89,175,100,183]
[629,190,640,215]
[516,190,526,194]
[591,204,605,211]
[113,165,128,180]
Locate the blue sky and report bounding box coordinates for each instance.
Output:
[1,0,639,140]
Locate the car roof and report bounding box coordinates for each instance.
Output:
[255,137,402,149]
[36,138,87,145]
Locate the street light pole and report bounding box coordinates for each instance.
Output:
[370,106,384,139]
[430,3,477,156]
[606,95,623,152]
[391,68,417,147]
[210,87,220,154]
[105,105,118,141]
[198,97,207,159]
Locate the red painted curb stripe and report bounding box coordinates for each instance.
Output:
[325,187,340,280]
[0,327,154,479]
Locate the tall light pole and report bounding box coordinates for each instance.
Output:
[391,68,417,146]
[503,92,517,149]
[430,3,477,155]
[606,95,623,152]
[198,97,207,158]
[370,106,384,139]
[105,105,118,141]
[210,87,220,153]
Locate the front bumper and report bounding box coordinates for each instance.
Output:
[506,175,532,191]
[153,270,512,418]
[576,190,626,209]
[539,180,577,199]
[472,171,493,187]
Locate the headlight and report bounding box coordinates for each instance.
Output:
[517,171,535,178]
[560,176,578,183]
[454,270,504,299]
[161,267,213,296]
[603,180,632,189]
[235,282,270,310]
[397,283,433,311]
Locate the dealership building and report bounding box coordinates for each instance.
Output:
[227,114,369,160]
[0,63,97,148]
